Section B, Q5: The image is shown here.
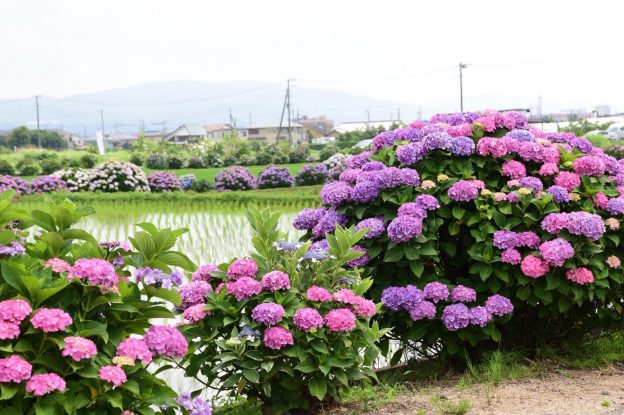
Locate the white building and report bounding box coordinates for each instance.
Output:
[329,120,400,137]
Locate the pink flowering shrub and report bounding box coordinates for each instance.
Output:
[177,209,385,414]
[295,110,624,357]
[0,192,191,414]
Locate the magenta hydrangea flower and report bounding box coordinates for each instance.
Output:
[306,286,332,302]
[355,217,385,239]
[25,373,65,396]
[182,304,209,323]
[518,231,541,248]
[520,255,550,278]
[0,322,19,340]
[441,303,471,331]
[423,282,450,303]
[448,180,479,202]
[539,238,574,267]
[227,277,262,301]
[554,172,580,191]
[179,281,213,309]
[261,271,291,291]
[30,308,72,333]
[387,216,423,243]
[501,248,522,265]
[191,263,219,282]
[99,365,127,387]
[409,301,436,321]
[485,295,514,317]
[263,326,294,350]
[143,325,188,358]
[502,160,526,179]
[320,181,352,207]
[565,267,594,285]
[226,258,258,280]
[493,230,519,249]
[469,306,492,327]
[293,308,324,331]
[573,155,606,176]
[397,203,427,219]
[539,162,559,176]
[333,288,358,305]
[62,336,97,361]
[116,338,153,364]
[450,285,477,303]
[0,299,32,324]
[352,296,376,318]
[251,302,285,326]
[44,258,72,273]
[325,308,357,332]
[0,355,32,383]
[69,258,119,289]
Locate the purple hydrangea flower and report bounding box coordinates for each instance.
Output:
[409,301,436,321]
[441,303,471,331]
[605,198,624,215]
[351,180,380,203]
[312,209,347,238]
[251,302,285,326]
[415,195,440,210]
[293,207,326,230]
[447,180,479,202]
[469,306,492,327]
[485,294,514,316]
[500,248,522,265]
[214,166,256,191]
[450,285,477,303]
[387,216,423,243]
[355,217,385,238]
[506,129,534,142]
[493,230,519,249]
[397,203,427,219]
[547,185,570,203]
[423,282,450,303]
[396,142,427,165]
[320,181,352,207]
[539,238,574,267]
[258,166,295,189]
[519,176,543,192]
[148,172,182,192]
[449,136,475,155]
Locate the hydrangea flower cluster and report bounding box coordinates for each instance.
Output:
[176,392,213,415]
[251,302,285,325]
[30,308,72,333]
[295,164,328,186]
[214,166,257,191]
[226,258,258,280]
[61,336,97,361]
[143,325,188,358]
[257,166,295,189]
[28,176,67,193]
[116,338,153,364]
[133,266,183,289]
[25,373,66,396]
[381,282,513,331]
[69,258,119,290]
[147,171,182,192]
[261,270,290,291]
[192,263,219,282]
[179,281,213,309]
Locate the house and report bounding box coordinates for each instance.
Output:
[328,120,400,137]
[298,116,334,139]
[84,133,139,150]
[244,121,306,144]
[311,136,335,145]
[204,123,248,140]
[141,130,166,141]
[165,124,207,144]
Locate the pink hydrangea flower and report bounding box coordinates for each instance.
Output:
[143,325,188,358]
[333,288,358,305]
[520,255,550,278]
[325,308,357,332]
[191,263,219,282]
[227,277,262,301]
[44,258,72,273]
[99,365,127,387]
[306,286,332,302]
[179,281,212,309]
[30,308,72,332]
[0,322,19,340]
[538,163,559,176]
[226,258,258,280]
[502,160,526,179]
[263,326,294,350]
[116,338,153,364]
[182,304,209,323]
[593,192,608,209]
[0,355,32,382]
[554,172,580,191]
[351,297,376,318]
[25,373,65,396]
[501,248,522,265]
[62,336,97,361]
[293,308,324,331]
[606,256,621,268]
[261,271,291,291]
[0,299,32,324]
[566,267,594,285]
[69,258,119,289]
[251,302,285,326]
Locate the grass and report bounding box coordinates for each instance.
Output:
[336,382,408,413]
[16,185,322,207]
[430,396,472,415]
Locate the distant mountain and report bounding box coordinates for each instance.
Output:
[0,81,566,136]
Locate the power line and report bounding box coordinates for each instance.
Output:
[472,48,624,67]
[56,83,283,107]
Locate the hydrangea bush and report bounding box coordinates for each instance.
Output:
[214,166,257,191]
[295,110,624,356]
[148,172,182,192]
[295,164,328,186]
[177,209,385,414]
[257,166,295,189]
[86,161,150,192]
[0,191,195,414]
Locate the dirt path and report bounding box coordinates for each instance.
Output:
[330,367,624,415]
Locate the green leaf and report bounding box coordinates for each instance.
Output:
[242,369,260,383]
[308,377,327,401]
[0,384,18,400]
[294,360,317,373]
[155,251,196,271]
[144,286,181,307]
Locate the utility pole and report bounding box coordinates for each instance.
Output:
[397,107,401,122]
[286,79,292,145]
[100,109,105,137]
[366,108,370,122]
[459,63,468,112]
[35,95,41,148]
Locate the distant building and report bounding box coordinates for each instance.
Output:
[329,120,399,137]
[165,124,207,144]
[244,121,306,144]
[84,132,138,150]
[595,105,612,117]
[204,123,248,140]
[311,136,336,145]
[299,116,334,139]
[141,130,166,141]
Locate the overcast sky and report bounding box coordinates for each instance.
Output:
[1,0,623,112]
